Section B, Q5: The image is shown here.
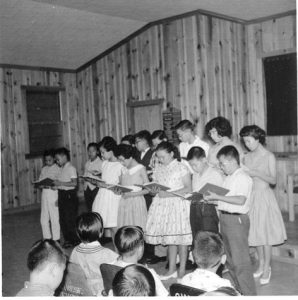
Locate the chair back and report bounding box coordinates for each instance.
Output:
[169,283,205,296]
[100,263,122,296]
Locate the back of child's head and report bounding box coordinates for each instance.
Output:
[76,212,104,243]
[112,264,156,296]
[114,226,144,256]
[193,231,224,269]
[55,147,70,161]
[186,146,206,161]
[27,239,66,273]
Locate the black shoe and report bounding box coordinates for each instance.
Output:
[146,255,164,265]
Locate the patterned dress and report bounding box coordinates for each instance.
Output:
[244,149,287,246]
[145,159,192,245]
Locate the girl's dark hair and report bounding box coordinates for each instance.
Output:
[239,125,266,145]
[55,147,70,161]
[115,144,138,160]
[114,226,144,255]
[87,142,99,152]
[155,141,180,161]
[121,134,135,146]
[99,136,117,155]
[186,146,206,161]
[174,119,194,131]
[43,149,56,158]
[134,130,152,145]
[205,116,232,138]
[217,145,240,165]
[76,212,104,243]
[151,130,168,141]
[112,264,156,296]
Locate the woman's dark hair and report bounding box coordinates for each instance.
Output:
[121,134,135,146]
[217,145,240,165]
[99,136,117,155]
[76,212,104,243]
[55,147,70,161]
[112,264,156,296]
[43,149,56,158]
[151,130,168,141]
[115,144,138,160]
[87,142,99,152]
[205,116,232,138]
[134,130,152,145]
[174,119,194,131]
[186,146,206,161]
[239,125,266,145]
[155,141,180,161]
[114,226,144,256]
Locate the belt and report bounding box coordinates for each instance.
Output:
[220,211,243,216]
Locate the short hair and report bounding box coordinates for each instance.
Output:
[76,212,104,243]
[55,147,70,161]
[155,141,180,160]
[114,226,144,256]
[121,134,135,146]
[204,286,241,296]
[112,264,156,296]
[186,146,206,161]
[151,130,168,141]
[43,149,56,158]
[27,239,66,272]
[87,142,99,151]
[192,231,224,269]
[99,136,117,155]
[174,119,194,131]
[115,144,138,160]
[217,145,240,165]
[205,116,232,138]
[239,125,266,145]
[134,130,151,145]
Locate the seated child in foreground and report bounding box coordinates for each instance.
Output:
[69,212,118,295]
[111,264,156,296]
[110,225,168,296]
[16,239,67,296]
[179,231,233,292]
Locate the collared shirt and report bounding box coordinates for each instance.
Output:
[39,163,61,181]
[218,168,252,214]
[140,147,150,160]
[16,281,54,296]
[57,162,77,191]
[83,157,103,190]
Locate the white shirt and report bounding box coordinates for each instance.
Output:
[57,162,77,190]
[83,157,103,190]
[39,163,61,181]
[218,168,252,214]
[140,147,150,160]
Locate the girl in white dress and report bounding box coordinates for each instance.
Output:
[92,137,124,241]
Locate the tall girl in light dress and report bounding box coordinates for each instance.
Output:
[240,125,287,285]
[115,144,149,230]
[92,137,124,241]
[145,141,192,279]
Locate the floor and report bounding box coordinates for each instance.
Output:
[2,204,298,296]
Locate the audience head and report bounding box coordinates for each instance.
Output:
[217,145,240,175]
[240,125,266,151]
[87,142,99,161]
[192,231,225,271]
[205,116,232,142]
[43,149,56,167]
[175,120,195,143]
[203,286,241,296]
[186,146,207,174]
[151,130,168,149]
[99,136,117,161]
[121,134,135,147]
[114,226,144,261]
[112,264,156,296]
[115,144,138,168]
[55,147,70,166]
[76,212,104,243]
[155,141,180,165]
[27,239,67,289]
[134,130,151,152]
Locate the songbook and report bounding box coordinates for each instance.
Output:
[33,178,55,188]
[79,176,105,184]
[136,182,170,191]
[106,185,133,193]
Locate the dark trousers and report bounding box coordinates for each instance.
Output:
[58,189,79,244]
[190,201,219,239]
[84,186,99,212]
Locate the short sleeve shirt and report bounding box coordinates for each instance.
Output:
[84,157,103,190]
[57,162,77,190]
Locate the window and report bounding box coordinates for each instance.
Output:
[263,53,297,136]
[23,86,64,157]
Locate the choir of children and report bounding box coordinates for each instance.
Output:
[30,116,287,296]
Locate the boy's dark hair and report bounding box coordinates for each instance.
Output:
[115,144,138,160]
[217,145,240,165]
[174,119,194,131]
[99,136,117,155]
[76,212,104,243]
[55,147,70,161]
[155,141,180,161]
[205,116,232,138]
[193,231,224,269]
[186,146,206,161]
[114,226,144,256]
[87,142,99,151]
[239,125,266,145]
[27,239,66,272]
[43,149,56,158]
[134,130,151,145]
[121,134,135,146]
[112,264,156,296]
[151,130,168,141]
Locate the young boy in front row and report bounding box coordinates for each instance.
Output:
[204,145,256,296]
[16,239,67,296]
[179,231,233,292]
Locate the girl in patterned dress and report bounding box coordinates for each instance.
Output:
[240,125,287,285]
[145,141,192,279]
